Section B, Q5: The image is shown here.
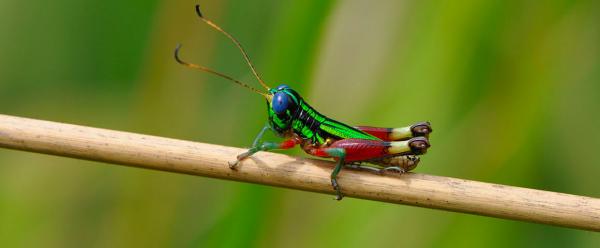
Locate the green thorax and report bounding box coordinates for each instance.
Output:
[267,85,379,144]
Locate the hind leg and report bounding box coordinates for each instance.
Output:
[308,138,429,200]
[310,147,346,200]
[345,163,384,173]
[347,154,420,174]
[355,122,432,141]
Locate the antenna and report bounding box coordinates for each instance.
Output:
[175,44,268,97]
[194,4,270,90]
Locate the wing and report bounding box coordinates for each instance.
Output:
[319,119,381,141]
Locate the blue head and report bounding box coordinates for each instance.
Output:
[266,84,302,135]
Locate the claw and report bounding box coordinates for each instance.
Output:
[229,151,252,170]
[411,121,432,138]
[228,160,240,170]
[408,137,430,155]
[331,179,344,200]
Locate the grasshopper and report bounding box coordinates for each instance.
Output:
[175,5,432,200]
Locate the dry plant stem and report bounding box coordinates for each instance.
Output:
[0,114,598,231]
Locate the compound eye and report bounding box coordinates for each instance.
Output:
[272,92,289,114]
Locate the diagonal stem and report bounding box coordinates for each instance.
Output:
[0,114,598,231]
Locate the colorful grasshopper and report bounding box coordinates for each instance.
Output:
[175,5,432,200]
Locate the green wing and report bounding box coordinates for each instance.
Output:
[319,119,380,140]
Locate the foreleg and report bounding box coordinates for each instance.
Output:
[229,124,300,169]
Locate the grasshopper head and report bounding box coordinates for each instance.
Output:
[266,84,301,136]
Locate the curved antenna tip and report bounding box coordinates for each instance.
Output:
[195,5,204,18]
[174,43,184,64]
[173,42,269,97]
[186,4,271,91]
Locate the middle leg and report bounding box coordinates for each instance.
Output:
[307,147,347,200]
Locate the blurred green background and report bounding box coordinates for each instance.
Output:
[1,0,599,247]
